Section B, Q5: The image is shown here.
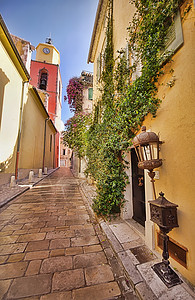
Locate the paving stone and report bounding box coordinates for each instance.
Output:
[73,252,107,269]
[72,281,121,300]
[49,238,70,249]
[0,235,19,244]
[25,260,42,276]
[0,243,27,255]
[26,240,50,252]
[46,231,74,239]
[7,253,25,263]
[65,247,83,256]
[40,256,72,273]
[118,251,142,286]
[40,227,55,233]
[0,279,11,299]
[135,282,157,300]
[75,228,95,237]
[100,222,123,252]
[109,223,139,243]
[40,291,72,300]
[24,250,49,260]
[85,264,114,285]
[0,231,13,236]
[0,261,28,279]
[7,274,52,299]
[50,249,65,257]
[20,297,40,300]
[23,222,46,229]
[17,233,46,242]
[83,244,102,253]
[52,269,85,291]
[71,236,99,247]
[0,255,8,264]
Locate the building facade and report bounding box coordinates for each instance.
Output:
[0,15,57,184]
[88,0,195,286]
[71,71,93,178]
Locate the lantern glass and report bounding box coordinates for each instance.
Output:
[151,142,159,160]
[143,144,152,161]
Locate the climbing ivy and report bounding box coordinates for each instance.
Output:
[65,0,180,217]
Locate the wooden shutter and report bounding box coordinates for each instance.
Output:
[160,10,184,58]
[97,53,101,81]
[88,88,93,100]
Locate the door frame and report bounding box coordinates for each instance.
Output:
[121,149,155,249]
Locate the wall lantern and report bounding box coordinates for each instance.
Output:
[133,126,182,288]
[132,126,162,199]
[149,192,182,288]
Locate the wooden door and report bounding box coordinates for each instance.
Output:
[131,149,146,227]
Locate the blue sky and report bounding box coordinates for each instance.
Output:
[1,0,98,124]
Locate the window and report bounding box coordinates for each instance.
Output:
[97,53,101,81]
[63,149,66,155]
[88,88,93,100]
[159,10,184,58]
[39,69,48,90]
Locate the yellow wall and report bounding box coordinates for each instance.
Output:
[36,43,60,65]
[142,5,195,284]
[19,87,55,170]
[0,40,27,174]
[90,0,195,285]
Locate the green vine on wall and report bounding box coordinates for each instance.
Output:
[64,0,180,217]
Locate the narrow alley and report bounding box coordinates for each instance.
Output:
[0,168,137,300]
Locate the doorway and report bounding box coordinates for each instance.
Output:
[131,148,146,227]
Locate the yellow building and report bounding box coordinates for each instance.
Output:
[88,0,195,286]
[0,15,57,184]
[0,15,30,184]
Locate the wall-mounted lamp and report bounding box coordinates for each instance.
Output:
[133,126,182,288]
[132,126,162,199]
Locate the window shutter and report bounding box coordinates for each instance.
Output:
[97,53,101,81]
[131,50,142,81]
[160,10,183,57]
[88,88,93,100]
[125,43,129,68]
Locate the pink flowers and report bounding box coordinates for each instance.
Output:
[65,77,83,113]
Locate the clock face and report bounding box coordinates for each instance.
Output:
[43,47,50,54]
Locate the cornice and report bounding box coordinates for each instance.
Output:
[87,0,108,63]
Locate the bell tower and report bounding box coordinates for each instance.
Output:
[30,37,62,168]
[35,38,60,65]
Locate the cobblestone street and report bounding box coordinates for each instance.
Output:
[0,168,137,300]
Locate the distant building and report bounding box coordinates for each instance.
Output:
[71,71,93,177]
[60,135,72,167]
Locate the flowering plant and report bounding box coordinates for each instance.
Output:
[63,112,91,158]
[65,77,83,112]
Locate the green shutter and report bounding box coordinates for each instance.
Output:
[159,10,184,58]
[88,88,93,100]
[97,53,101,81]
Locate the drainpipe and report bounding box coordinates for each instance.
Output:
[42,117,49,172]
[15,81,28,179]
[53,132,56,169]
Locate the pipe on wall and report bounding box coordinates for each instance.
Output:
[42,117,49,172]
[15,81,28,179]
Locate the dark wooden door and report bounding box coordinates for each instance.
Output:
[131,149,146,227]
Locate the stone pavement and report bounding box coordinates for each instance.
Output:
[78,179,195,300]
[0,168,58,209]
[0,167,138,300]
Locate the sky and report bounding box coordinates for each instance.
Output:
[0,0,98,125]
